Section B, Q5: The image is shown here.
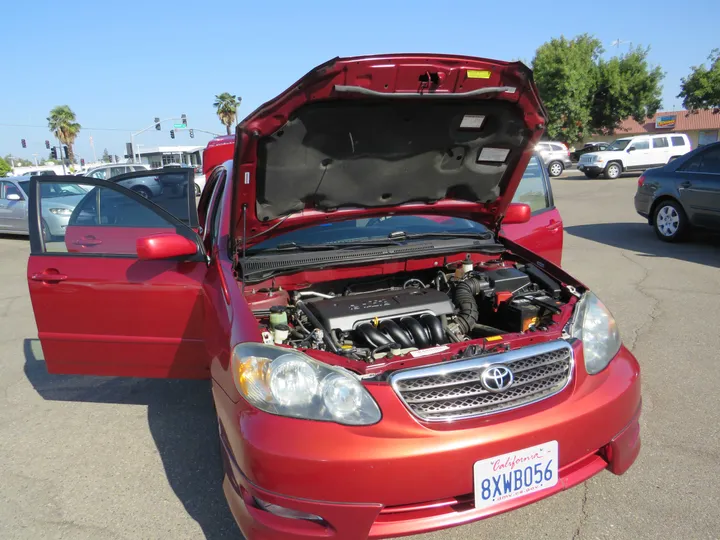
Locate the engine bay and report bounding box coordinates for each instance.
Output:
[250,256,575,363]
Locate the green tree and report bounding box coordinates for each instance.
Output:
[532,35,664,143]
[102,148,111,163]
[590,47,664,134]
[0,156,11,177]
[47,105,81,162]
[213,92,241,135]
[532,35,602,143]
[678,49,720,112]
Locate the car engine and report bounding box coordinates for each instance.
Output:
[258,260,569,362]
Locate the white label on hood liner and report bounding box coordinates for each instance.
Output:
[459,114,485,129]
[410,345,450,358]
[478,147,510,163]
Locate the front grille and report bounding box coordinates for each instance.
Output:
[390,340,573,422]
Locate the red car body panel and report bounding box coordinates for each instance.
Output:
[26,54,638,540]
[27,254,208,378]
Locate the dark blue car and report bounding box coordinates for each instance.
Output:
[634,141,720,241]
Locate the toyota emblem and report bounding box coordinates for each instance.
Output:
[480,364,514,392]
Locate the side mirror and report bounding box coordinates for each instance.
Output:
[627,147,636,152]
[6,193,23,201]
[136,233,198,261]
[503,203,532,225]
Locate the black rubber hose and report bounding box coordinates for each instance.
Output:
[453,278,486,335]
[357,323,392,348]
[295,300,340,353]
[420,314,446,345]
[401,317,430,348]
[379,319,413,348]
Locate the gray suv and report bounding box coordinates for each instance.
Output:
[535,141,572,177]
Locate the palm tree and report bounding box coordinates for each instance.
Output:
[47,105,81,162]
[213,93,241,135]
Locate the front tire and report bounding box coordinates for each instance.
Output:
[195,183,201,197]
[132,186,152,199]
[604,162,622,179]
[653,200,688,242]
[548,161,564,177]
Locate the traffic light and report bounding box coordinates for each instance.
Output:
[80,158,85,166]
[170,129,175,139]
[50,147,57,159]
[189,129,194,138]
[63,146,69,159]
[21,139,27,148]
[181,113,187,126]
[45,140,50,149]
[155,117,161,130]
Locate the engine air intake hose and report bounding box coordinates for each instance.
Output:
[453,278,486,335]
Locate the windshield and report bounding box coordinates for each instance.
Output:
[249,215,490,252]
[18,182,86,198]
[605,139,631,151]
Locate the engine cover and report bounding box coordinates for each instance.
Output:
[305,288,454,332]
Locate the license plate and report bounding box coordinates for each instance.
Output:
[473,441,558,510]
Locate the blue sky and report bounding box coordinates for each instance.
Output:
[2,0,718,163]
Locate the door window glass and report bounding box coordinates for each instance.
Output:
[671,136,687,147]
[37,181,183,255]
[0,181,21,199]
[652,137,669,148]
[109,166,129,177]
[550,144,565,152]
[110,171,195,226]
[630,140,649,150]
[680,147,720,173]
[88,169,107,179]
[512,156,549,212]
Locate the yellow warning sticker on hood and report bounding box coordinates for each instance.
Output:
[467,69,491,79]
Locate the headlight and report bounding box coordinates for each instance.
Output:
[231,343,381,425]
[49,208,72,215]
[570,292,621,374]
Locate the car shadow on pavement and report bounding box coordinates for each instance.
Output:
[565,222,720,268]
[22,338,242,540]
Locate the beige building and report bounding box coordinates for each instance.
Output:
[581,109,720,149]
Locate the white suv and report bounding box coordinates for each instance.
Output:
[578,133,692,179]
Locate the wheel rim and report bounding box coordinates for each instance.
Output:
[608,165,620,178]
[136,189,149,198]
[550,163,562,176]
[656,205,680,236]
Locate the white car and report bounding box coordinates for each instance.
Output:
[577,133,692,179]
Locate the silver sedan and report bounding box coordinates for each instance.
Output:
[0,177,87,239]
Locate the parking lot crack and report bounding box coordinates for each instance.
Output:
[620,252,661,352]
[572,482,589,540]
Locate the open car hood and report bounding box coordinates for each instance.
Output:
[231,54,547,246]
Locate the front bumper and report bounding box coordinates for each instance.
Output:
[577,164,604,174]
[44,213,70,236]
[214,342,641,540]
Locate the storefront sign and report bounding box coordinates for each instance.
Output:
[655,115,677,129]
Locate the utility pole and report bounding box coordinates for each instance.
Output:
[54,132,67,175]
[32,154,39,166]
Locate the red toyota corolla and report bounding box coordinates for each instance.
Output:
[26,54,640,540]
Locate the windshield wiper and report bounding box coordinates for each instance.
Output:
[251,239,403,253]
[387,231,493,241]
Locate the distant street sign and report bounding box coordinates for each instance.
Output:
[173,123,187,128]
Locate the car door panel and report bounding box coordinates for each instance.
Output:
[502,155,563,266]
[676,146,720,227]
[26,175,209,379]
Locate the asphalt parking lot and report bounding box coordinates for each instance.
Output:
[1,170,719,540]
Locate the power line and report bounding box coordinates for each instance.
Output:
[0,123,139,131]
